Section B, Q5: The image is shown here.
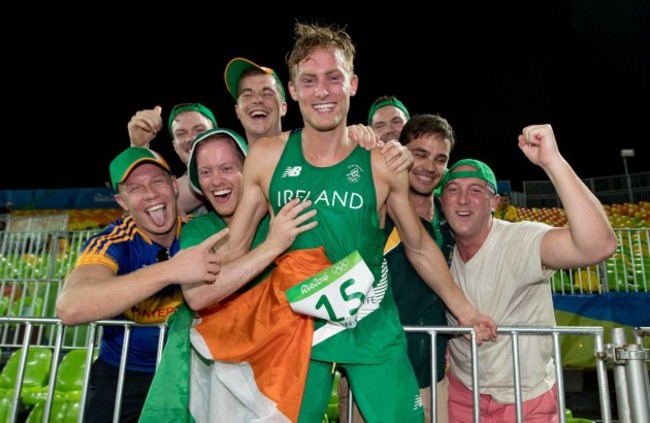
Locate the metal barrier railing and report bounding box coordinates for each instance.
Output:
[608,326,650,423]
[342,325,650,423]
[0,226,648,422]
[0,318,648,423]
[0,317,165,423]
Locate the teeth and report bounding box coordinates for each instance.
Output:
[213,189,232,197]
[251,111,267,117]
[146,204,165,212]
[314,103,334,111]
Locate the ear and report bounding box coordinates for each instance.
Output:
[280,101,288,117]
[171,175,180,198]
[350,74,359,96]
[114,193,129,212]
[288,81,299,101]
[490,194,500,213]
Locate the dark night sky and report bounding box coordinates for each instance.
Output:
[5,3,649,193]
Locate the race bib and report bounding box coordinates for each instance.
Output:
[285,250,374,328]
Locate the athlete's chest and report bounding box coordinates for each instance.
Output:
[272,158,374,209]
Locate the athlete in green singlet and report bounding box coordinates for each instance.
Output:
[270,129,405,364]
[222,22,497,423]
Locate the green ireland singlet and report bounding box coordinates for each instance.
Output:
[268,130,406,364]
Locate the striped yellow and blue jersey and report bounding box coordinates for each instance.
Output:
[74,214,184,372]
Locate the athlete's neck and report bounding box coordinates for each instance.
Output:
[301,125,354,167]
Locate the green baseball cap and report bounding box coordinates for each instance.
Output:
[188,128,249,196]
[109,147,171,192]
[167,103,218,138]
[367,97,410,126]
[441,158,497,194]
[224,57,286,101]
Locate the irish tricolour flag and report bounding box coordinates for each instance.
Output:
[139,248,331,423]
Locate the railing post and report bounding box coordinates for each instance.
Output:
[609,327,633,423]
[621,344,650,422]
[606,327,650,423]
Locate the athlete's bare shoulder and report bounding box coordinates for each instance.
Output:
[246,132,289,184]
[250,132,289,155]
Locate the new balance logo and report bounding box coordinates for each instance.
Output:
[282,166,302,177]
[413,393,423,411]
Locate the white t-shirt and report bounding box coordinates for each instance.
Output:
[447,218,556,403]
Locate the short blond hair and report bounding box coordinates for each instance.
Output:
[285,22,356,83]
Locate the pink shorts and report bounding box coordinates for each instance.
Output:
[447,372,558,423]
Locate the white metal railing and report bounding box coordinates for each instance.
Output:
[1,318,648,423]
[0,317,166,423]
[0,227,648,421]
[342,325,650,423]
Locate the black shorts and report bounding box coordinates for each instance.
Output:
[83,357,155,423]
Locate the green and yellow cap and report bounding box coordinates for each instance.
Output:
[224,57,286,101]
[188,128,249,195]
[441,158,497,194]
[109,147,171,192]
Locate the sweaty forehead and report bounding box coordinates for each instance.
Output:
[298,48,349,72]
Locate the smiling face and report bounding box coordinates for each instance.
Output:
[440,165,499,241]
[235,73,287,143]
[371,105,409,142]
[194,137,245,224]
[114,163,179,242]
[407,133,451,198]
[288,47,358,133]
[170,111,216,164]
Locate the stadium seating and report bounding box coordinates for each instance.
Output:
[22,349,90,406]
[23,349,94,422]
[25,398,80,423]
[0,347,53,420]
